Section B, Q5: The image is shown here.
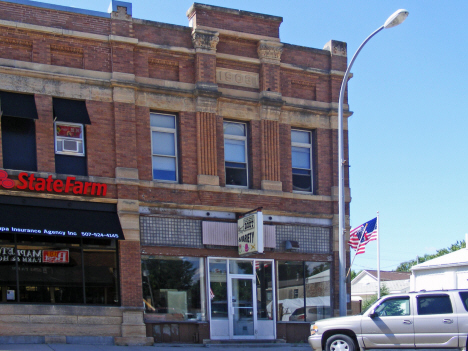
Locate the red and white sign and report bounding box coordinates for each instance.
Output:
[56,124,82,138]
[0,170,107,196]
[43,250,69,264]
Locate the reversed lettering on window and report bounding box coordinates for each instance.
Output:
[216,68,259,89]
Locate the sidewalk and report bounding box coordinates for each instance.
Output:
[0,343,312,351]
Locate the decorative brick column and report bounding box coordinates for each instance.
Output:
[258,40,284,191]
[108,1,152,346]
[197,112,218,186]
[192,28,220,186]
[35,94,55,173]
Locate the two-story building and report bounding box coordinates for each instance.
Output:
[0,0,352,345]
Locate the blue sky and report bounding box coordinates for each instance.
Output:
[34,0,468,271]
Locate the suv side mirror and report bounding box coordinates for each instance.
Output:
[369,309,378,318]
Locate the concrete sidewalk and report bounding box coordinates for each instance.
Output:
[0,343,312,351]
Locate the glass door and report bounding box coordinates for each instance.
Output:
[208,258,275,340]
[231,277,255,337]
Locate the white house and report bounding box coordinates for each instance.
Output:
[352,270,411,299]
[410,234,468,291]
[351,270,410,313]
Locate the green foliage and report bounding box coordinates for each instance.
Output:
[361,284,389,313]
[395,240,466,272]
[350,269,361,281]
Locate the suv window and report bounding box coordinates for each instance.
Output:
[459,292,468,312]
[417,295,452,315]
[374,297,410,316]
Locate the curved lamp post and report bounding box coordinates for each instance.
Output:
[338,9,409,316]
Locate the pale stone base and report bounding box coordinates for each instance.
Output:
[261,180,282,191]
[114,336,154,346]
[197,174,219,186]
[115,167,139,180]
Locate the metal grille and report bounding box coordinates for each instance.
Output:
[275,225,330,253]
[140,216,203,248]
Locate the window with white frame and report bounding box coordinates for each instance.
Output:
[291,129,313,192]
[55,122,85,156]
[151,113,178,182]
[224,121,248,187]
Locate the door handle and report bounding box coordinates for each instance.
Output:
[443,319,453,324]
[403,320,412,324]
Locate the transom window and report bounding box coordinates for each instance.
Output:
[224,121,248,187]
[150,113,178,182]
[291,130,313,193]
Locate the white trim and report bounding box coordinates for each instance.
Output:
[54,121,85,156]
[291,129,313,193]
[208,257,276,340]
[224,121,249,188]
[150,112,178,183]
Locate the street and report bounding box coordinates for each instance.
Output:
[0,344,460,351]
[0,343,311,351]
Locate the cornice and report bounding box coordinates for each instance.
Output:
[0,19,349,77]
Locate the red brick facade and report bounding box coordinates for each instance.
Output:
[0,0,352,344]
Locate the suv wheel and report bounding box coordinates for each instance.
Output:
[325,334,356,351]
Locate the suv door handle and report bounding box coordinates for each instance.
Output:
[403,320,412,324]
[443,319,453,324]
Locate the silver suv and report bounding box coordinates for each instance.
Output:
[308,289,468,351]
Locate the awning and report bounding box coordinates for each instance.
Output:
[0,196,124,240]
[0,91,38,119]
[53,98,91,124]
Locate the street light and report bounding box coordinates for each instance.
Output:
[338,9,409,317]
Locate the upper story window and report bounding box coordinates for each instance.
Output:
[224,121,248,187]
[55,122,84,156]
[291,130,313,193]
[0,91,38,172]
[53,98,90,176]
[151,113,178,182]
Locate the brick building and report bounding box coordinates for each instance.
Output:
[0,0,351,345]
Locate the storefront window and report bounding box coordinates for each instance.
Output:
[209,259,227,319]
[0,235,118,305]
[277,261,331,322]
[142,256,205,321]
[256,261,273,320]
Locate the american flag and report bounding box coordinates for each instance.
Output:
[349,217,378,255]
[209,288,215,300]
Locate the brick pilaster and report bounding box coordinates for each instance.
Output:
[197,112,218,181]
[118,240,142,307]
[260,119,280,182]
[192,29,219,85]
[258,40,283,191]
[35,94,55,173]
[323,40,347,103]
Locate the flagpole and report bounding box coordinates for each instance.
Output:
[377,211,380,299]
[346,223,368,277]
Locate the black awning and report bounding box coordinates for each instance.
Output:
[0,197,124,240]
[0,91,38,119]
[53,98,91,124]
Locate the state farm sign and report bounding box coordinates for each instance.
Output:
[0,170,106,196]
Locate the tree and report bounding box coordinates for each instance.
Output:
[350,269,361,281]
[395,239,466,272]
[361,284,389,313]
